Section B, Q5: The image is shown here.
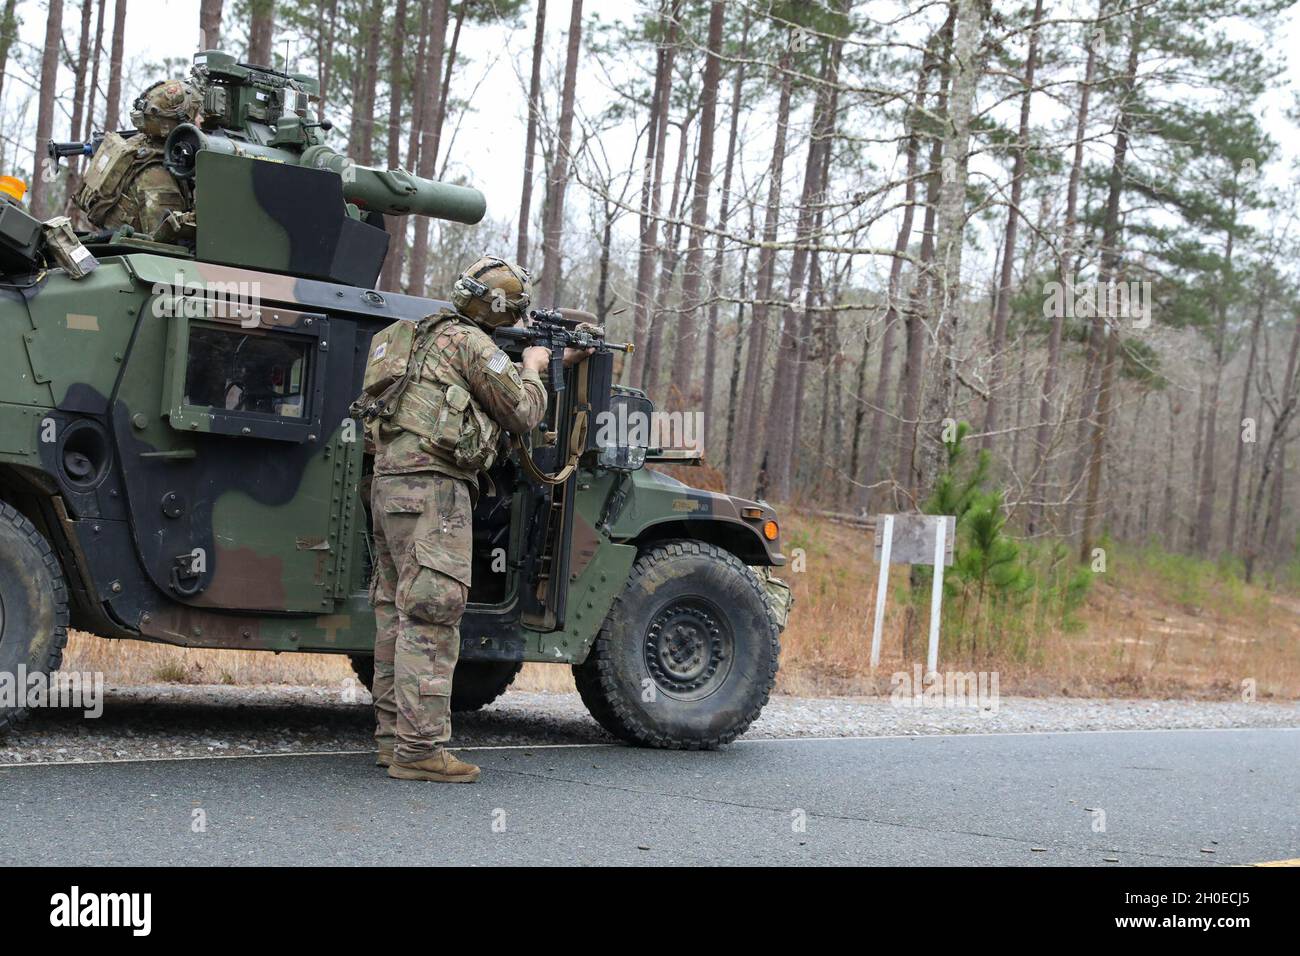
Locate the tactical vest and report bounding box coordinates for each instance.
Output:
[354,312,502,473]
[74,131,167,227]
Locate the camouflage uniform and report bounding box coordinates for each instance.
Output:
[369,309,546,763]
[96,158,189,236]
[75,79,199,239]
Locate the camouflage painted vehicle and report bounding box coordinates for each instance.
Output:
[0,52,790,748]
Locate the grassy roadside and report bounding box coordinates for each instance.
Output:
[60,510,1300,699]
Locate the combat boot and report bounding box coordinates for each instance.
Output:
[375,746,394,767]
[387,748,481,783]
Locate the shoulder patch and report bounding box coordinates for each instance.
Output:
[487,350,510,374]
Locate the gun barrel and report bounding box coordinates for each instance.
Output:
[300,146,486,224]
[47,141,93,159]
[162,124,486,225]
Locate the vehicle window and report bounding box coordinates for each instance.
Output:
[184,324,312,419]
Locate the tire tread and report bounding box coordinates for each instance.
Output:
[0,501,70,735]
[573,540,781,750]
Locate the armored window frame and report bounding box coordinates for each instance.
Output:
[162,297,329,444]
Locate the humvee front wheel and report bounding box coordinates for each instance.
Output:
[573,541,780,749]
[349,656,522,712]
[0,502,70,734]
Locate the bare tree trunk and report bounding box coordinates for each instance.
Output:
[1194,189,1238,554]
[386,0,430,291]
[199,0,223,48]
[516,0,547,265]
[535,0,585,307]
[982,0,1043,449]
[30,0,65,220]
[104,0,127,130]
[405,0,449,297]
[895,9,955,506]
[1029,0,1104,535]
[595,198,613,321]
[317,0,340,119]
[85,0,106,133]
[723,209,755,472]
[354,0,384,165]
[730,49,793,496]
[1227,278,1267,551]
[1263,436,1290,559]
[1080,6,1143,563]
[248,0,275,66]
[916,0,984,503]
[701,12,748,452]
[667,0,725,404]
[1244,310,1300,579]
[430,0,465,174]
[642,115,693,396]
[628,2,679,387]
[764,22,845,502]
[64,0,95,214]
[860,37,937,511]
[0,0,19,105]
[376,0,409,291]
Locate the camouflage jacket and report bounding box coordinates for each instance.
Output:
[75,132,189,238]
[372,311,547,483]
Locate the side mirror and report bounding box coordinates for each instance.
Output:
[596,393,652,472]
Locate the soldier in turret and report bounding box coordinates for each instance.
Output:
[74,79,202,239]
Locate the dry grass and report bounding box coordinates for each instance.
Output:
[60,509,1299,700]
[771,510,1300,700]
[63,633,354,687]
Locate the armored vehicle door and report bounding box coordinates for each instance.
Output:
[112,285,364,614]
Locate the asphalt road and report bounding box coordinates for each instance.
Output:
[1,727,1294,866]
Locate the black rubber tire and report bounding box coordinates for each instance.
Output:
[572,540,780,749]
[0,502,70,734]
[349,655,522,713]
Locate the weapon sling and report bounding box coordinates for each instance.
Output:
[512,357,589,486]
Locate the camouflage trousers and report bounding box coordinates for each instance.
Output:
[369,472,474,762]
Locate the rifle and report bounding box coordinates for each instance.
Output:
[46,130,138,167]
[493,308,634,393]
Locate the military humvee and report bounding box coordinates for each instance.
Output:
[0,51,789,748]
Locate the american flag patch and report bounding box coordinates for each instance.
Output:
[487,350,510,374]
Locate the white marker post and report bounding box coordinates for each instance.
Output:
[927,515,946,678]
[869,514,894,669]
[870,513,954,673]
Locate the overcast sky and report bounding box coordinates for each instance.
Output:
[10,0,1300,278]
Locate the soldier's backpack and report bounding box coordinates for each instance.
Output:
[350,313,502,472]
[74,132,163,228]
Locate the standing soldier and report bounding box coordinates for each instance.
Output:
[363,256,575,783]
[74,79,202,238]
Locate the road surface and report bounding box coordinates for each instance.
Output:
[1,726,1294,865]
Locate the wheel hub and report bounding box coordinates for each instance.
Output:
[644,600,733,698]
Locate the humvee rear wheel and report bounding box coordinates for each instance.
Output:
[0,502,70,734]
[573,540,780,749]
[349,656,522,712]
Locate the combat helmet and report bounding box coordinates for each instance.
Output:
[131,79,204,139]
[451,255,532,328]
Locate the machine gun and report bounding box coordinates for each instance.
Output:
[493,309,634,394]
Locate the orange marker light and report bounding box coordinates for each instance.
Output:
[762,520,779,541]
[0,176,27,203]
